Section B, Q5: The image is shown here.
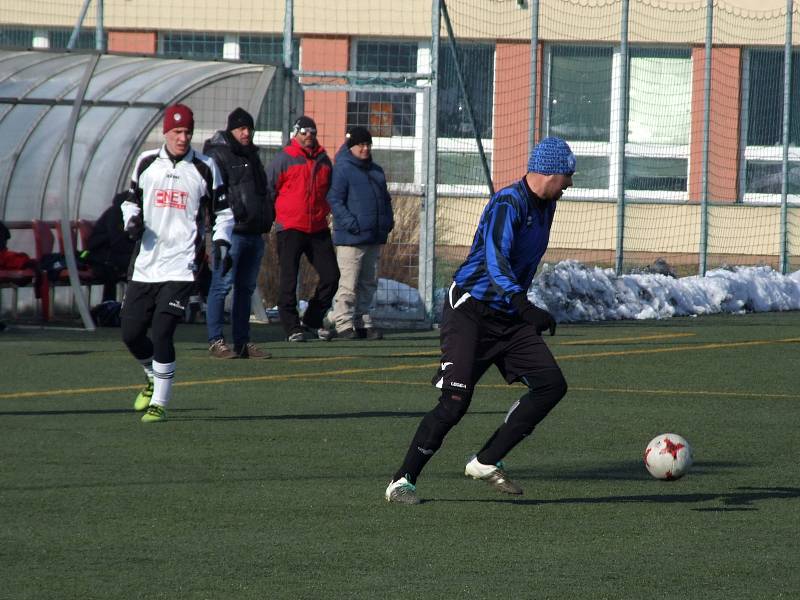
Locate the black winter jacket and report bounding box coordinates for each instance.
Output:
[203,131,273,235]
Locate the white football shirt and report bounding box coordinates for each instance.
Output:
[122,146,234,283]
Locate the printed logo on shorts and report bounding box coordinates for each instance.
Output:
[168,299,185,311]
[441,361,453,371]
[450,381,467,389]
[154,189,188,209]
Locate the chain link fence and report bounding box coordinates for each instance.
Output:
[1,0,798,323]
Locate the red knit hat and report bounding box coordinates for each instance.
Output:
[163,104,194,133]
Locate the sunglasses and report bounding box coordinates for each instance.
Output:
[296,127,317,135]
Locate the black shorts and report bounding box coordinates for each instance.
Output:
[432,283,560,394]
[120,280,195,324]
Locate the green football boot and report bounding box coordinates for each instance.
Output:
[141,404,166,423]
[134,378,154,412]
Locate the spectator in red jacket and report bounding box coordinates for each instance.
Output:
[266,115,340,342]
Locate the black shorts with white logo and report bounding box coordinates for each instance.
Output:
[432,283,560,394]
[120,280,195,324]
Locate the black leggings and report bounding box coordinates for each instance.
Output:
[121,310,182,364]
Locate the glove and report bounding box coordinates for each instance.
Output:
[124,214,144,240]
[510,293,556,336]
[213,240,233,276]
[121,202,144,240]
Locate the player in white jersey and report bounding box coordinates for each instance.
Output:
[120,104,235,423]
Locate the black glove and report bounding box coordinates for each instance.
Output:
[510,293,556,336]
[213,240,233,276]
[125,213,144,240]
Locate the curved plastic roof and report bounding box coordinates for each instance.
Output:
[0,49,277,222]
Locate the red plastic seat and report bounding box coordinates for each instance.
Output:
[32,220,96,321]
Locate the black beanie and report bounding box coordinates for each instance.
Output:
[292,115,317,134]
[346,126,372,148]
[227,107,255,132]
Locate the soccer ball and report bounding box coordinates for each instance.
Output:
[644,433,693,480]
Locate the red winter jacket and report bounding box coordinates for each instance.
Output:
[266,139,333,234]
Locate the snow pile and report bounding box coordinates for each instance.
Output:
[528,260,800,322]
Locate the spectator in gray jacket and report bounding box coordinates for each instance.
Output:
[327,127,394,340]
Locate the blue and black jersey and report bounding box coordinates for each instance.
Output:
[453,177,556,314]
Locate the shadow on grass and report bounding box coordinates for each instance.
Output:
[1,408,505,420]
[30,350,102,356]
[507,460,740,481]
[169,408,510,422]
[0,407,210,416]
[429,486,800,511]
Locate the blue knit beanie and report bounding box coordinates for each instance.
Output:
[527,137,576,175]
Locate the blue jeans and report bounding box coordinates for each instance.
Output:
[206,232,265,347]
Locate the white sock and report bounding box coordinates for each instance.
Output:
[138,357,154,381]
[151,360,175,408]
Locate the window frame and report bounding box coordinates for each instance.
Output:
[349,38,494,195]
[543,43,692,202]
[739,47,800,205]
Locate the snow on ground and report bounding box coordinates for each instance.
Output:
[284,261,800,325]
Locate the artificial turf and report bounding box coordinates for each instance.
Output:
[1,311,799,599]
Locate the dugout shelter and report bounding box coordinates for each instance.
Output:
[0,48,283,329]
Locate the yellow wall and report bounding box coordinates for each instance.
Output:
[437,198,793,256]
[1,0,795,45]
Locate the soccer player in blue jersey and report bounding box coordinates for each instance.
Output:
[385,137,575,504]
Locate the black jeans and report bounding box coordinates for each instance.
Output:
[276,228,340,334]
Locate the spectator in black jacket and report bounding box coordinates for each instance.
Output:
[203,107,274,359]
[84,192,135,301]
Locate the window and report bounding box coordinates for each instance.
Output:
[372,149,416,184]
[239,35,300,133]
[628,49,691,146]
[544,45,691,198]
[438,43,494,139]
[546,46,613,195]
[742,49,800,202]
[159,32,224,60]
[746,161,800,195]
[348,41,418,137]
[240,35,290,65]
[437,152,493,186]
[50,28,104,50]
[625,48,691,194]
[548,46,612,142]
[625,157,687,192]
[0,28,34,49]
[747,50,800,147]
[347,39,494,193]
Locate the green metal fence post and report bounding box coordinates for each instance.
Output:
[699,0,713,276]
[419,0,441,321]
[780,0,794,274]
[529,0,540,154]
[282,0,294,146]
[614,0,629,275]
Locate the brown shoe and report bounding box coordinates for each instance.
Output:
[237,342,271,359]
[364,327,383,340]
[209,339,237,359]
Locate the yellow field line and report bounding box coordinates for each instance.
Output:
[2,336,798,401]
[559,332,695,345]
[0,364,423,399]
[329,379,799,400]
[331,333,700,356]
[557,337,800,360]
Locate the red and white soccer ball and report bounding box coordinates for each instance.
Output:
[644,433,693,480]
